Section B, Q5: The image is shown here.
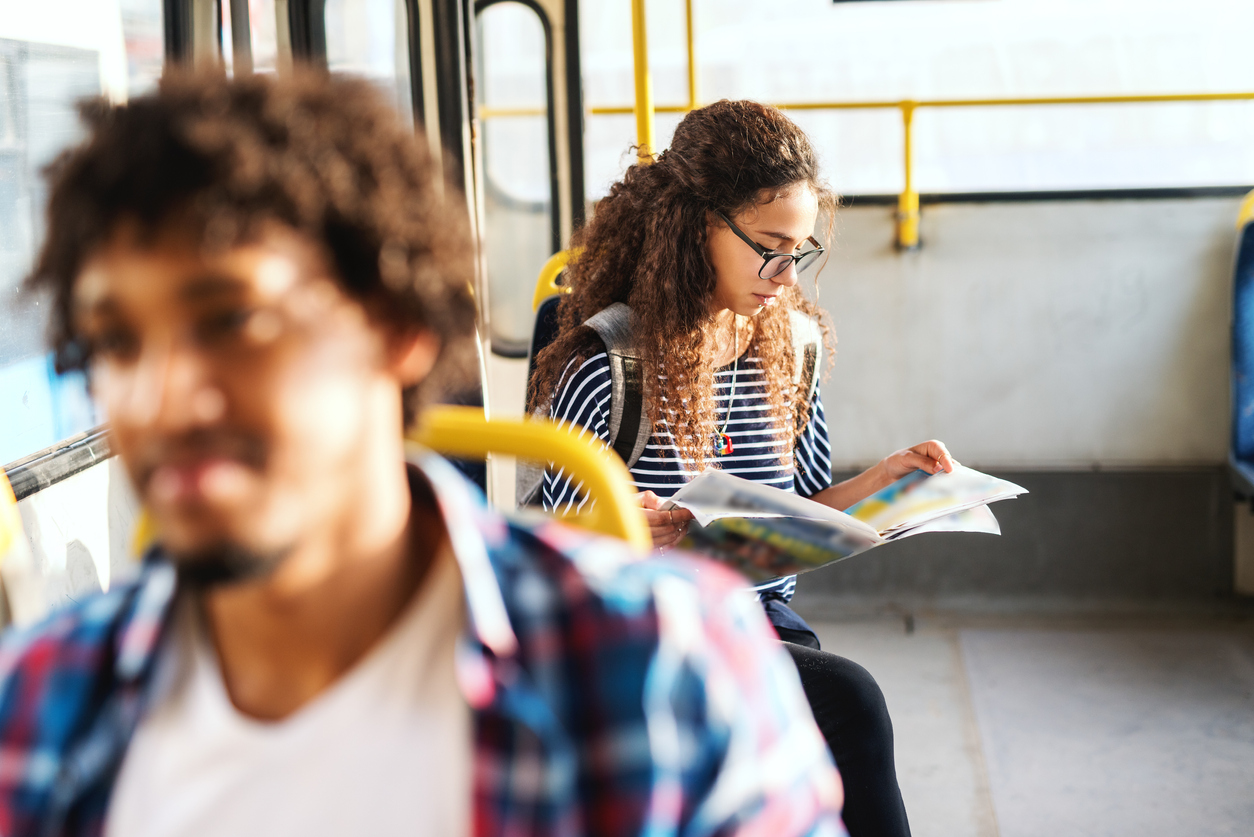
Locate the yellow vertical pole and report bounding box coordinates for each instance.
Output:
[685,0,698,111]
[631,0,656,163]
[896,101,920,250]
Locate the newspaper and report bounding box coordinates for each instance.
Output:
[660,465,1027,582]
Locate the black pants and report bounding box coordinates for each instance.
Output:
[780,629,912,837]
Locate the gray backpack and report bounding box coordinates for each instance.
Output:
[517,302,823,507]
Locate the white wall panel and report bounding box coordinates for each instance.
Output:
[818,197,1240,469]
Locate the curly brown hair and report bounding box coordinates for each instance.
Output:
[530,100,838,469]
[26,68,477,426]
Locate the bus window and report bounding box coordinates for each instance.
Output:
[324,0,414,124]
[235,0,280,75]
[0,1,163,467]
[475,1,558,358]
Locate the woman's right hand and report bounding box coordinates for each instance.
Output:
[637,491,695,549]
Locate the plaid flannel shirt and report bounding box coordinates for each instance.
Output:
[0,451,844,837]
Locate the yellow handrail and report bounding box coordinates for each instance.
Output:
[480,88,1254,249]
[533,249,575,311]
[479,90,1254,120]
[130,406,652,558]
[412,407,651,551]
[0,469,20,563]
[685,0,698,112]
[898,103,918,251]
[1239,189,1254,231]
[631,0,654,163]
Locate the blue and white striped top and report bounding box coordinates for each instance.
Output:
[544,348,833,602]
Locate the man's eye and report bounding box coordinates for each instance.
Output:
[196,309,254,343]
[90,329,139,360]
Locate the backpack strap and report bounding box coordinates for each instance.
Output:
[787,309,823,428]
[578,304,819,469]
[584,303,651,469]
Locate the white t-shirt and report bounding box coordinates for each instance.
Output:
[106,548,471,837]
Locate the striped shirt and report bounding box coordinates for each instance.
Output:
[544,349,834,602]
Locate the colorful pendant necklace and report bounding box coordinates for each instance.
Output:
[714,323,738,456]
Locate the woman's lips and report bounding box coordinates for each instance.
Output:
[753,294,779,307]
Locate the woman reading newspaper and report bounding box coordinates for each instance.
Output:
[530,101,955,837]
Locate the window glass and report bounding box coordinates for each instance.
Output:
[0,0,163,467]
[325,0,414,124]
[581,0,1254,197]
[476,2,553,356]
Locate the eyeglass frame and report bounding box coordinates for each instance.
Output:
[715,210,825,280]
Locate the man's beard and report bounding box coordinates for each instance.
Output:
[173,541,292,589]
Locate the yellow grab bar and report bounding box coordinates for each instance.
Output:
[532,249,576,311]
[412,406,651,551]
[0,469,21,563]
[1239,189,1254,231]
[131,406,652,557]
[631,0,655,163]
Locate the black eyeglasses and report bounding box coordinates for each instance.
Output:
[716,211,825,280]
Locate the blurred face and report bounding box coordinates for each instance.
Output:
[706,185,820,318]
[73,222,436,576]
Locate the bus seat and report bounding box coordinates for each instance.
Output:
[131,406,651,557]
[1230,189,1254,495]
[528,249,576,384]
[532,249,575,313]
[529,295,564,385]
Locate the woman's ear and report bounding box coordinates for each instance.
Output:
[390,330,442,387]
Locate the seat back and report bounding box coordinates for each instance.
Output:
[528,294,565,387]
[1230,190,1254,493]
[527,249,576,387]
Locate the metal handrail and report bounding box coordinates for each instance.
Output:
[481,89,1254,249]
[479,2,1254,248]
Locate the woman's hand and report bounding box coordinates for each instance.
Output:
[637,491,695,549]
[878,439,958,482]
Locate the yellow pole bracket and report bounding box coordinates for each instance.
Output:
[411,406,651,552]
[896,101,920,250]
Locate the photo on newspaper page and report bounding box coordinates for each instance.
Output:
[663,466,1027,581]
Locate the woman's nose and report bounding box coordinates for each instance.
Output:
[772,261,800,288]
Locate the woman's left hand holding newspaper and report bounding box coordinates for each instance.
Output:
[637,491,696,549]
[878,439,958,481]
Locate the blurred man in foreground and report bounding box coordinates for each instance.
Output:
[0,71,842,836]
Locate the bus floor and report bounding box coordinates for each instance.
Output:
[795,609,1254,837]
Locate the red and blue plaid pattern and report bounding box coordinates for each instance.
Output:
[0,452,844,836]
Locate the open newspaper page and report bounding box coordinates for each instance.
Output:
[843,465,1027,537]
[662,466,1027,582]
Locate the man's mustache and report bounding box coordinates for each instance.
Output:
[133,430,269,489]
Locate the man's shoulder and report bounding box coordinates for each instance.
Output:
[495,514,752,624]
[489,514,781,696]
[485,515,844,835]
[0,564,174,735]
